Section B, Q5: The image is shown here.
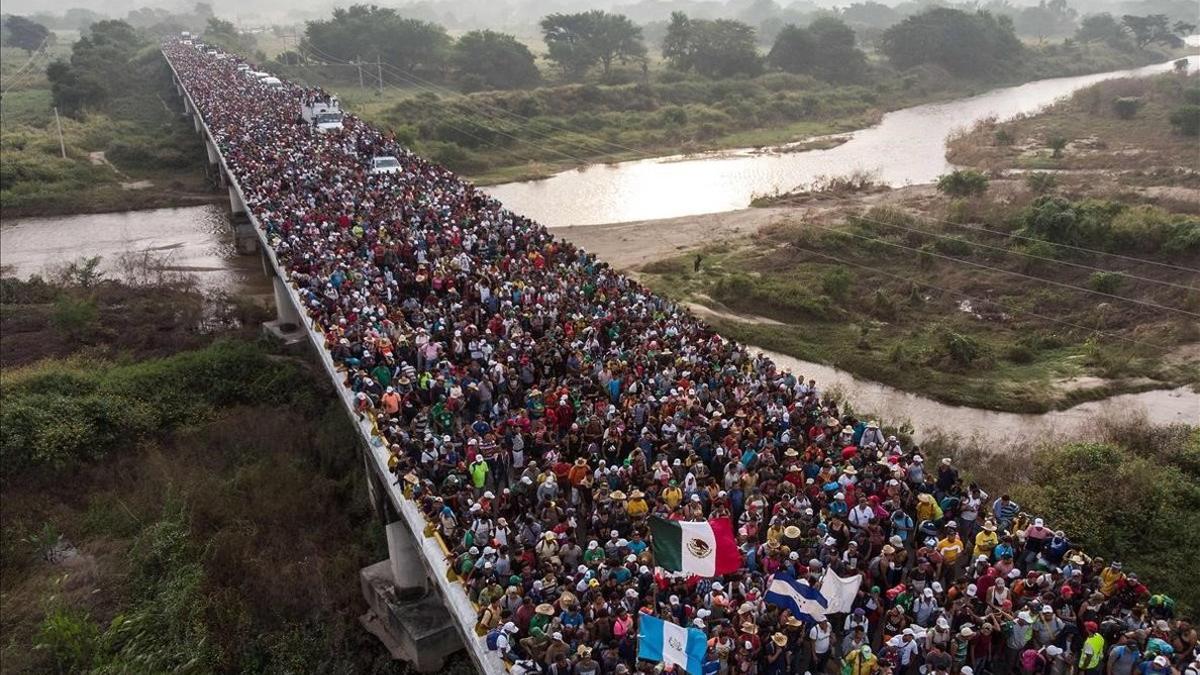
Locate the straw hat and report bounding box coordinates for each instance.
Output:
[536,603,555,616]
[784,525,803,539]
[842,465,858,475]
[611,490,628,500]
[629,489,645,499]
[786,617,804,628]
[740,622,759,635]
[982,519,998,532]
[772,633,788,647]
[575,457,587,466]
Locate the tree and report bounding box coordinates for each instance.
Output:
[659,14,761,78]
[540,11,646,79]
[1075,13,1131,49]
[689,19,762,78]
[807,16,867,82]
[303,5,450,73]
[662,11,693,71]
[1012,0,1077,39]
[1121,14,1189,49]
[2,15,51,54]
[46,20,144,116]
[452,30,539,91]
[768,24,817,74]
[881,8,1024,77]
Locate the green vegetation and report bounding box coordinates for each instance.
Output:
[936,169,990,198]
[642,192,1199,413]
[933,418,1200,615]
[881,8,1024,77]
[1,20,213,217]
[0,269,457,672]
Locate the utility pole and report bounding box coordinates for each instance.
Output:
[53,106,66,159]
[376,56,383,96]
[357,55,364,89]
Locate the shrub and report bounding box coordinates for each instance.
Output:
[1047,135,1069,158]
[936,170,989,198]
[1003,343,1037,364]
[1088,271,1124,294]
[50,296,98,338]
[821,266,853,301]
[993,127,1013,145]
[933,236,973,256]
[939,328,982,367]
[1025,172,1058,194]
[1111,96,1143,119]
[1169,105,1200,136]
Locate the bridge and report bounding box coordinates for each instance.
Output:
[162,46,501,673]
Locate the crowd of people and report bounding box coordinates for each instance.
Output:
[165,41,1196,675]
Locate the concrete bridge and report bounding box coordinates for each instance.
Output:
[163,52,503,675]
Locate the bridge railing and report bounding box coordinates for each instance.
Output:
[162,50,503,675]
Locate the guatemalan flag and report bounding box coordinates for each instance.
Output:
[765,571,829,622]
[638,612,708,674]
[649,516,741,577]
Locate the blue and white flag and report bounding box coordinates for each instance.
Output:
[765,571,829,622]
[638,612,708,674]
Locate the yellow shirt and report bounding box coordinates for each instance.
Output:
[663,487,683,509]
[1100,568,1124,596]
[937,536,964,564]
[973,531,998,560]
[626,499,648,517]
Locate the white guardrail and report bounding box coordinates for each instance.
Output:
[163,52,504,675]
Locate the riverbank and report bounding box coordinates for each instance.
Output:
[0,40,216,220]
[290,43,1184,187]
[557,177,1200,414]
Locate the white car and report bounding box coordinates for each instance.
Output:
[370,156,402,174]
[260,76,283,89]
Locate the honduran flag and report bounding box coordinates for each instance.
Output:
[638,612,708,674]
[649,516,741,577]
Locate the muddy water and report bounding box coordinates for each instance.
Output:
[758,348,1199,443]
[488,55,1199,227]
[0,205,270,295]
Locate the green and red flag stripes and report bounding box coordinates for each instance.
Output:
[649,516,741,577]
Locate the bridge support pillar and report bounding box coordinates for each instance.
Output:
[206,140,219,166]
[182,95,190,114]
[193,112,202,134]
[359,449,461,672]
[262,275,306,346]
[228,185,245,216]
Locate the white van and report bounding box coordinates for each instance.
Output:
[370,156,402,174]
[261,77,283,89]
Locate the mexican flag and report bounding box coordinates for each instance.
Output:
[649,516,741,577]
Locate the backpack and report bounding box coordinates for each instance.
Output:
[486,628,502,650]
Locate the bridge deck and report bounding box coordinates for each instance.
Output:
[162,50,502,674]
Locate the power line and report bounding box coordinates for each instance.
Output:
[0,37,50,96]
[847,210,1198,292]
[784,245,1172,352]
[799,220,1200,319]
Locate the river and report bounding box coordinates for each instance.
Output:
[487,55,1200,227]
[0,205,270,295]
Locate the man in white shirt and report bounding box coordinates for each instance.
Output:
[809,617,834,673]
[887,628,922,675]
